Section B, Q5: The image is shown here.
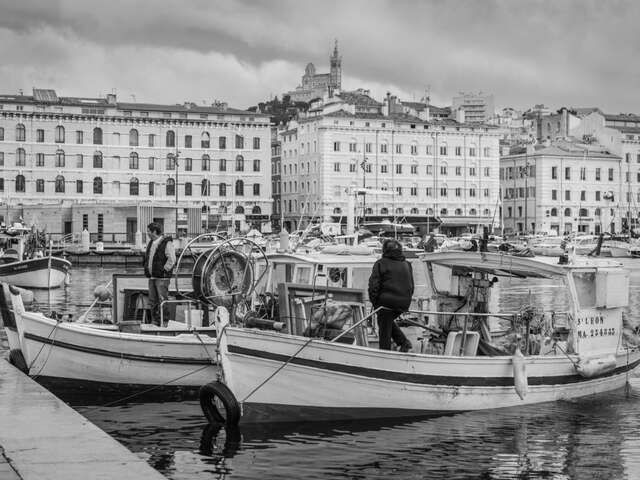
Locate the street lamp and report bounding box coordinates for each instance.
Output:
[360,156,368,226]
[173,151,180,239]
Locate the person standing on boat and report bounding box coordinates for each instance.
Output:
[144,222,176,326]
[368,239,414,352]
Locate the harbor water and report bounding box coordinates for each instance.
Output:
[4,263,640,479]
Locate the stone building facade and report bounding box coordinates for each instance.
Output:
[285,42,342,103]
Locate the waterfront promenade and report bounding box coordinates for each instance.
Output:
[0,358,166,480]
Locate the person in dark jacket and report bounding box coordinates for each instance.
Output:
[143,222,176,325]
[368,239,414,351]
[424,234,438,253]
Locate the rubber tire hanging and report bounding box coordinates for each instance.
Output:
[200,381,241,426]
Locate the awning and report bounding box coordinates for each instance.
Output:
[438,216,493,227]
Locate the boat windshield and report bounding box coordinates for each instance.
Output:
[573,271,596,308]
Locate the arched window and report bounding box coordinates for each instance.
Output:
[166,154,175,170]
[365,207,373,215]
[469,208,477,216]
[129,152,139,169]
[235,179,244,196]
[550,208,558,217]
[252,206,261,214]
[333,207,342,214]
[201,179,210,196]
[55,149,65,167]
[455,208,463,216]
[440,208,448,215]
[166,178,175,196]
[185,182,192,196]
[15,175,25,192]
[93,127,103,145]
[129,129,139,147]
[395,207,404,214]
[380,207,389,215]
[235,155,244,172]
[564,208,572,217]
[579,208,588,217]
[55,175,65,193]
[0,127,4,141]
[55,125,65,143]
[235,205,245,214]
[93,177,103,194]
[36,179,45,193]
[202,154,210,171]
[166,130,175,147]
[15,124,25,142]
[426,208,434,216]
[201,132,210,149]
[129,178,139,196]
[219,183,227,196]
[149,181,155,196]
[483,209,490,216]
[93,151,103,168]
[16,148,26,166]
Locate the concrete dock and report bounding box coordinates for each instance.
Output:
[0,358,166,480]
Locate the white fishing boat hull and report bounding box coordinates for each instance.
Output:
[0,257,70,288]
[1,286,217,388]
[219,327,640,423]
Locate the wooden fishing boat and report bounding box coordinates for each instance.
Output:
[211,252,640,423]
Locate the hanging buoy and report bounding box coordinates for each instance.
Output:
[512,347,528,400]
[576,355,617,378]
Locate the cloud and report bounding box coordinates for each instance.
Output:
[1,0,640,112]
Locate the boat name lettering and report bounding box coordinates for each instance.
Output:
[576,315,604,326]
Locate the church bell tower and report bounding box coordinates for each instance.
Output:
[329,39,342,90]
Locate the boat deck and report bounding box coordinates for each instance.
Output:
[0,358,166,480]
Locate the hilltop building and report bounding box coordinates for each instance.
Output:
[452,92,495,124]
[285,42,342,103]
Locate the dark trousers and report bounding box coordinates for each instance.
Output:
[377,308,408,350]
[148,278,170,326]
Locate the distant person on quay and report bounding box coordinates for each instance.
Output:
[424,234,438,253]
[143,222,176,326]
[368,239,414,352]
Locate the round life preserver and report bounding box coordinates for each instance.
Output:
[9,349,28,374]
[200,381,241,426]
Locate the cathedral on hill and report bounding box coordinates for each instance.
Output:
[285,41,342,103]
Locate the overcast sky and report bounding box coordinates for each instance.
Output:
[1,0,638,113]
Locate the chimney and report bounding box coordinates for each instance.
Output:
[106,93,117,105]
[455,107,465,124]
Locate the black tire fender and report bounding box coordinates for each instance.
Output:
[9,349,28,374]
[200,381,241,426]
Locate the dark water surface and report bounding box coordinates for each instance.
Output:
[6,262,640,479]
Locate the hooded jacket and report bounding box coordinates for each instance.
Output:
[368,248,414,312]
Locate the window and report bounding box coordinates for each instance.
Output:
[166,178,175,196]
[93,127,103,145]
[551,166,557,179]
[410,186,417,196]
[253,159,260,172]
[440,187,447,197]
[36,129,44,143]
[148,134,155,147]
[55,175,65,193]
[55,149,65,167]
[36,179,44,193]
[252,137,260,150]
[426,187,432,196]
[184,182,192,196]
[166,130,175,147]
[235,155,244,171]
[411,164,418,174]
[595,168,601,180]
[201,179,210,196]
[455,166,462,176]
[16,124,26,142]
[129,129,138,147]
[469,147,476,157]
[253,183,260,195]
[470,188,477,197]
[0,127,3,141]
[552,189,557,200]
[219,136,226,149]
[201,132,211,149]
[129,152,139,169]
[596,191,601,201]
[396,144,402,154]
[148,156,155,170]
[440,165,447,175]
[0,152,4,166]
[219,158,227,171]
[349,142,357,152]
[92,177,102,194]
[381,143,388,153]
[609,168,614,181]
[396,186,402,196]
[579,167,586,181]
[440,208,448,215]
[365,143,372,153]
[455,187,461,197]
[219,183,227,196]
[564,208,572,217]
[381,164,388,173]
[440,145,447,156]
[201,154,210,171]
[581,190,586,201]
[349,163,357,173]
[396,164,403,174]
[411,145,418,155]
[235,179,244,196]
[426,165,433,175]
[130,178,139,196]
[565,167,571,180]
[455,146,462,156]
[166,154,176,170]
[35,152,44,167]
[148,181,155,196]
[565,190,571,201]
[333,141,341,152]
[235,135,244,149]
[16,148,25,166]
[184,157,193,171]
[184,135,192,148]
[626,153,631,163]
[469,167,476,176]
[15,175,25,192]
[334,162,341,172]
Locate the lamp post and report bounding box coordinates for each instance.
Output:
[523,157,529,235]
[174,151,180,239]
[360,156,368,227]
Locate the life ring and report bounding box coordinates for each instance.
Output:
[9,349,28,374]
[200,381,241,426]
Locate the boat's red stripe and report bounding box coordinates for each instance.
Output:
[227,344,640,387]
